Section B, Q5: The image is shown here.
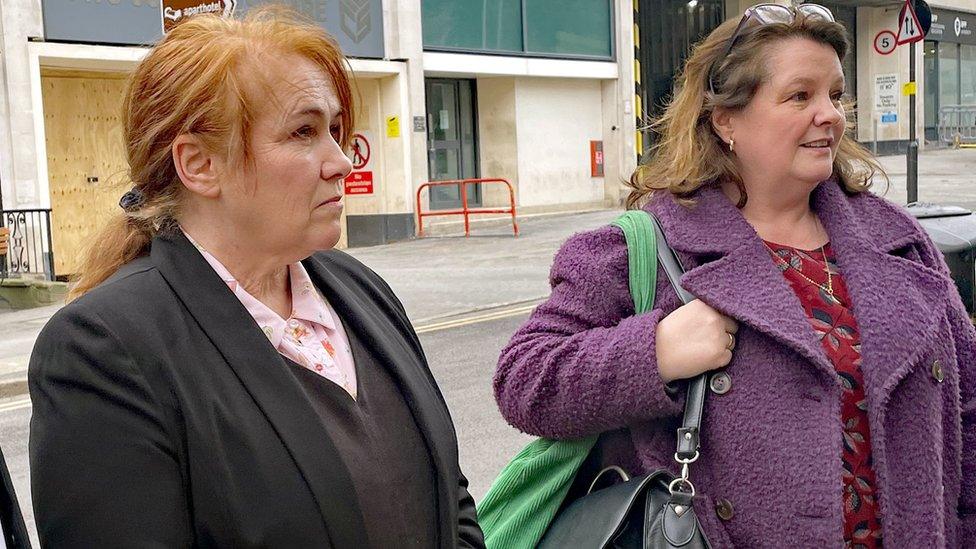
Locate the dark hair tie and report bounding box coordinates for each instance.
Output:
[119,188,146,212]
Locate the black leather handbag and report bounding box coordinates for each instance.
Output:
[538,213,714,549]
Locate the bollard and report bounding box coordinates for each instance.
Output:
[872,118,878,156]
[907,140,919,204]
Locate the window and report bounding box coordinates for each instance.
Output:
[422,0,522,53]
[961,44,976,106]
[923,41,976,140]
[924,41,939,136]
[422,0,614,60]
[524,0,613,57]
[939,42,959,110]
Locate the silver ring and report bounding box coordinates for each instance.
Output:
[726,332,736,351]
[668,477,696,497]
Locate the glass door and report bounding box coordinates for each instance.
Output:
[425,78,480,209]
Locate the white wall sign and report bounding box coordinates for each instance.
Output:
[874,74,899,112]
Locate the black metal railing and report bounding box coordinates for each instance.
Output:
[1,208,55,281]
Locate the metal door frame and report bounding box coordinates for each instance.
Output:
[425,78,481,210]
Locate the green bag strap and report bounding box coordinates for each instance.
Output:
[611,210,658,314]
[477,211,659,549]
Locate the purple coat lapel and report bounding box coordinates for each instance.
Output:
[647,181,953,408]
[647,184,835,379]
[813,182,952,430]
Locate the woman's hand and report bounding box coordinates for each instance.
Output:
[656,300,737,383]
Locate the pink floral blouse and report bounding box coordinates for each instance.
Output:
[184,232,358,399]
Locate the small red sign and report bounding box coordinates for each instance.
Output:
[590,140,604,177]
[344,171,374,195]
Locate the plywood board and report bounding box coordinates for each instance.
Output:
[42,71,131,276]
[43,68,351,274]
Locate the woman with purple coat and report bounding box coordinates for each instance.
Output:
[495,6,976,548]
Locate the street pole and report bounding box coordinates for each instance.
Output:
[907,0,919,204]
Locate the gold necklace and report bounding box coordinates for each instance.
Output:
[763,242,834,295]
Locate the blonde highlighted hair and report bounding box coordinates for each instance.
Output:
[628,12,884,209]
[69,7,355,300]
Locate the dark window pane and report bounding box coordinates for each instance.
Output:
[458,80,480,180]
[925,40,938,128]
[940,42,959,108]
[961,44,976,106]
[422,0,523,52]
[524,0,612,58]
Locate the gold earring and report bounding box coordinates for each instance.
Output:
[729,138,734,152]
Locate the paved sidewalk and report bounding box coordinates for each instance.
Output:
[875,148,976,209]
[2,147,974,396]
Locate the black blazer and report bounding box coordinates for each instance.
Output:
[0,446,29,548]
[28,232,484,548]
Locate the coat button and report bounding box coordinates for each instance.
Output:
[715,498,734,521]
[932,360,945,383]
[709,371,732,395]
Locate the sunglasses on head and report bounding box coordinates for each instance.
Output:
[708,3,835,94]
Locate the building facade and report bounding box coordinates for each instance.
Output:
[0,0,635,277]
[855,0,976,153]
[1,0,973,278]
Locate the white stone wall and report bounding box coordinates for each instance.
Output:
[605,0,637,207]
[0,0,43,209]
[514,77,606,209]
[381,0,427,214]
[476,77,519,208]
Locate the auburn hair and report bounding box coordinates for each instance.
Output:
[628,12,884,209]
[69,7,355,300]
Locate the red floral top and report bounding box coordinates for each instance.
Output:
[765,241,883,548]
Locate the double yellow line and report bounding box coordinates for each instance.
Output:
[414,302,540,334]
[0,396,29,414]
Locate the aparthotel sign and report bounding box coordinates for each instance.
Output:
[42,0,384,58]
[161,0,236,33]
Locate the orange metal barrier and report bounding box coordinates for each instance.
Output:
[416,178,519,237]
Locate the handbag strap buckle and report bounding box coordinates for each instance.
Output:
[667,477,696,497]
[669,451,699,496]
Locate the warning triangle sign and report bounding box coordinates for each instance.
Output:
[897,0,924,45]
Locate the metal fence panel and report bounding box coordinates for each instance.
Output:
[939,105,976,145]
[1,209,56,281]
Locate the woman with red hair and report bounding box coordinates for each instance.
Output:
[28,9,483,548]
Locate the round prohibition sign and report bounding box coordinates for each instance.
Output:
[874,30,897,55]
[350,133,370,170]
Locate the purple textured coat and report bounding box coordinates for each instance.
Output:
[495,180,976,548]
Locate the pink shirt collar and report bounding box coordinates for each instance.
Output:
[182,231,336,347]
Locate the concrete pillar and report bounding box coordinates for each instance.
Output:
[0,0,43,209]
[605,0,638,207]
[344,0,427,246]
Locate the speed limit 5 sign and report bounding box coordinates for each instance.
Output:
[874,30,897,55]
